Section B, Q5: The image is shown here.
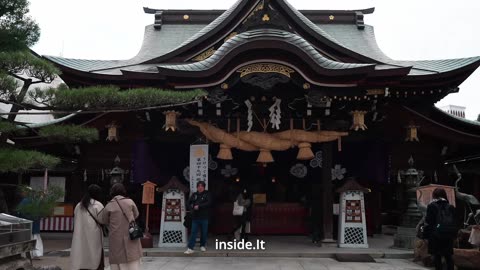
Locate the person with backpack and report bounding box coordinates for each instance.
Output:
[424,188,457,270]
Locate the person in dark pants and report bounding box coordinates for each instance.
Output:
[424,188,456,270]
[185,181,211,254]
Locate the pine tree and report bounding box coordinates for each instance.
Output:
[0,1,92,172]
[0,1,205,173]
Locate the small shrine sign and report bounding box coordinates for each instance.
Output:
[142,181,157,205]
[157,176,189,248]
[336,179,369,248]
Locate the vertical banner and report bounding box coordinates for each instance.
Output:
[189,144,209,193]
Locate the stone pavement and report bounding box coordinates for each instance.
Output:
[41,233,414,259]
[34,233,427,269]
[103,257,428,270]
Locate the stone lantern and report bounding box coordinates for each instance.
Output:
[393,156,424,249]
[106,156,127,186]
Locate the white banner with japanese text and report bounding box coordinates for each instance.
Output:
[189,144,209,193]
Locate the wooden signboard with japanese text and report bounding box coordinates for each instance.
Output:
[142,181,157,205]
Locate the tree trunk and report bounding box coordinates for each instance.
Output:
[8,79,32,122]
[0,79,31,144]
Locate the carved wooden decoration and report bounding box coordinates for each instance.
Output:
[237,63,295,78]
[192,47,216,61]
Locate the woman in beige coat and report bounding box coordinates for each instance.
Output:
[98,183,142,270]
[70,184,105,270]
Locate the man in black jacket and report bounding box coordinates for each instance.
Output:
[424,188,456,270]
[185,181,211,254]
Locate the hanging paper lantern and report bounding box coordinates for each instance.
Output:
[217,144,233,160]
[257,149,274,163]
[163,111,181,131]
[405,122,420,142]
[350,111,368,131]
[106,122,119,142]
[296,142,314,160]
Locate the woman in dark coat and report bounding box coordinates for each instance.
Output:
[424,188,456,270]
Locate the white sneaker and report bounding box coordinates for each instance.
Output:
[184,248,195,254]
[200,246,207,252]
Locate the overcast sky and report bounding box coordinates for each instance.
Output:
[28,0,480,120]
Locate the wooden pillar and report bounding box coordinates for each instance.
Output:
[321,142,334,242]
[474,174,480,200]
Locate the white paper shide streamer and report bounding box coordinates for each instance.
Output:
[245,100,253,132]
[269,99,282,130]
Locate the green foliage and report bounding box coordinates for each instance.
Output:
[39,125,99,143]
[0,72,18,96]
[0,148,60,173]
[0,0,40,51]
[16,185,64,219]
[0,51,59,82]
[31,86,207,110]
[0,121,26,135]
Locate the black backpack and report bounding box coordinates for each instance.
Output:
[433,202,457,239]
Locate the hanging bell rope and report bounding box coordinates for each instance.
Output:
[256,118,274,163]
[297,142,314,160]
[296,118,314,160]
[217,118,233,160]
[257,148,274,163]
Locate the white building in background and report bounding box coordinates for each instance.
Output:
[440,105,466,118]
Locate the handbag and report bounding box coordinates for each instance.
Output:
[86,207,109,237]
[183,212,192,229]
[416,224,425,240]
[115,198,143,240]
[233,200,244,216]
[469,225,480,246]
